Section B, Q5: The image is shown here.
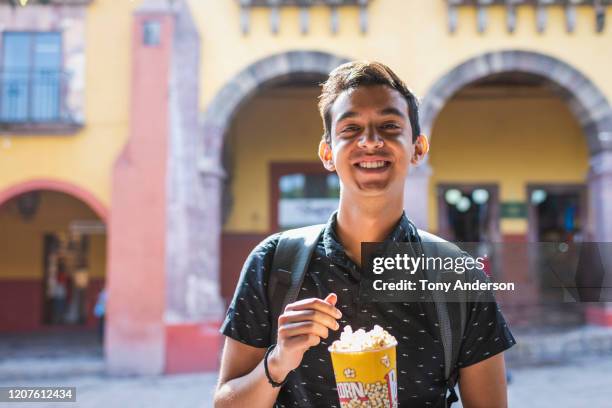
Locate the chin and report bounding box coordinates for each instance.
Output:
[356,182,393,194]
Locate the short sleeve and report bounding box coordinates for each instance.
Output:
[219,233,281,348]
[457,269,516,368]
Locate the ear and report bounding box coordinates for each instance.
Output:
[318,139,336,171]
[410,134,429,165]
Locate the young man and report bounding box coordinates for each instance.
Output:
[214,61,515,408]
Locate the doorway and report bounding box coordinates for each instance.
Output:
[437,184,500,242]
[270,162,339,232]
[42,231,92,326]
[527,184,587,243]
[527,184,588,324]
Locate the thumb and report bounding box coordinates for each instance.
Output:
[324,293,338,306]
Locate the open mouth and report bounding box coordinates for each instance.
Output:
[354,160,392,172]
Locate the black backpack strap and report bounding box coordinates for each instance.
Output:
[415,229,467,407]
[268,224,325,343]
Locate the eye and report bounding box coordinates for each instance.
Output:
[341,125,361,133]
[381,122,401,130]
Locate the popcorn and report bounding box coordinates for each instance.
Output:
[329,325,397,352]
[329,326,399,408]
[343,367,356,378]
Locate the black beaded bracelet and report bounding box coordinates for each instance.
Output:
[264,344,289,388]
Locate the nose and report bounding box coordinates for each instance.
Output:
[357,126,384,149]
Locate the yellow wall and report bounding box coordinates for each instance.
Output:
[194,0,603,235]
[226,87,588,234]
[0,191,106,280]
[0,0,606,236]
[224,86,325,232]
[190,1,612,115]
[428,93,589,234]
[0,0,137,207]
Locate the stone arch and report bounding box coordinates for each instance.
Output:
[185,50,350,325]
[410,49,612,245]
[0,178,108,332]
[416,50,612,321]
[200,50,350,163]
[0,179,108,222]
[420,50,612,154]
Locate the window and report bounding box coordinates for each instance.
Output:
[277,171,340,230]
[1,32,63,123]
[143,21,161,46]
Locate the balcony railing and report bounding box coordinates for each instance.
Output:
[0,69,70,126]
[240,0,365,5]
[447,0,610,33]
[237,0,372,34]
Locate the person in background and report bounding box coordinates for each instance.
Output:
[94,288,107,343]
[51,258,68,324]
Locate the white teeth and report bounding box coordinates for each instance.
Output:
[358,161,387,169]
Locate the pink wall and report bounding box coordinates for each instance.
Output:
[106,12,174,375]
[0,279,105,332]
[0,281,42,331]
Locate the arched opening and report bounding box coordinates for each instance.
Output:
[196,51,348,306]
[420,50,612,328]
[430,72,589,326]
[0,184,107,357]
[430,72,589,244]
[220,73,336,303]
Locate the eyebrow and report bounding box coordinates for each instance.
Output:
[379,107,407,118]
[336,111,359,123]
[335,106,407,123]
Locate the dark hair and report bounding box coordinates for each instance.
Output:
[318,61,421,144]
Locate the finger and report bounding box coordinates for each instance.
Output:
[285,297,342,318]
[324,293,337,306]
[279,321,329,340]
[278,320,330,340]
[306,334,321,348]
[278,310,340,331]
[283,334,321,350]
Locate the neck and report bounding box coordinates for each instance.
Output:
[335,190,405,265]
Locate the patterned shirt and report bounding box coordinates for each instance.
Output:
[220,211,516,407]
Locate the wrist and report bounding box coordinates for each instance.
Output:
[266,346,291,383]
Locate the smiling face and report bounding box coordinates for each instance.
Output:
[319,84,424,197]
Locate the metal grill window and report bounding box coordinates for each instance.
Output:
[1,31,64,123]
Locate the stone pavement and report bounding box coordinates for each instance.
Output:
[2,328,612,407]
[0,331,104,382]
[458,355,612,408]
[0,373,215,408]
[505,325,612,366]
[1,356,612,407]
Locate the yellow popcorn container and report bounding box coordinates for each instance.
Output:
[328,341,398,408]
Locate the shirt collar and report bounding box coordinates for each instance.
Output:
[322,210,418,270]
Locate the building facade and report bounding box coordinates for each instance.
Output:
[1,0,612,374]
[0,0,129,331]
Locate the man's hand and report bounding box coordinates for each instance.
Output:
[267,293,342,382]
